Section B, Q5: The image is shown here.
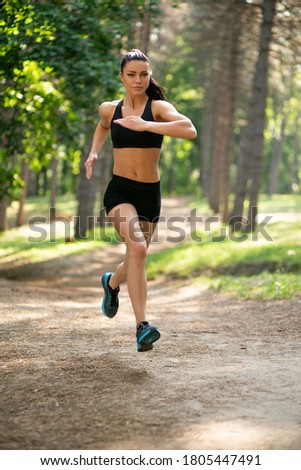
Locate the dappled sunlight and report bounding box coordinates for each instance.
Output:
[172,420,301,449]
[148,278,208,305]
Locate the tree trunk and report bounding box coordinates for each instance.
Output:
[16,159,30,227]
[27,170,39,197]
[231,0,277,231]
[167,152,177,195]
[60,159,68,195]
[288,131,300,193]
[0,102,15,232]
[0,200,8,232]
[246,0,277,231]
[74,147,101,240]
[140,6,151,54]
[98,142,113,227]
[209,1,241,217]
[50,156,58,209]
[42,166,48,196]
[267,117,286,196]
[200,59,217,198]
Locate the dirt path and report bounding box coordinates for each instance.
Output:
[1,197,301,450]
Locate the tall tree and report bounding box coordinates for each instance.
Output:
[0,0,131,232]
[208,0,243,220]
[231,0,277,231]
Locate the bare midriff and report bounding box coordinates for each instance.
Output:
[112,147,161,182]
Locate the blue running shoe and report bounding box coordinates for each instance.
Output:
[136,321,160,352]
[101,272,120,318]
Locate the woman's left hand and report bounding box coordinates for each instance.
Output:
[114,116,148,132]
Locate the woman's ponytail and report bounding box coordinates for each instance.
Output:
[146,76,167,101]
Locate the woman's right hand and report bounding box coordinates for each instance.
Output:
[85,153,98,179]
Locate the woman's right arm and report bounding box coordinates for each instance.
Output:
[85,103,112,180]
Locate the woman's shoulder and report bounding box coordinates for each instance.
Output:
[98,100,121,124]
[99,99,121,114]
[151,99,173,110]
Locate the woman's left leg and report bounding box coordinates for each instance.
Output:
[102,212,160,351]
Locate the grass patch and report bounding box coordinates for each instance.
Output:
[211,272,301,300]
[1,193,119,269]
[147,216,301,300]
[6,193,78,229]
[190,193,301,214]
[0,224,118,269]
[258,193,301,213]
[2,193,301,299]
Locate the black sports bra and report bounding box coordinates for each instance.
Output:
[110,98,163,149]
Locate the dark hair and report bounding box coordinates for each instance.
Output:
[120,49,167,101]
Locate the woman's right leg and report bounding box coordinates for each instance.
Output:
[107,203,149,326]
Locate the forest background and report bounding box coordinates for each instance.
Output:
[2,1,301,455]
[1,0,301,298]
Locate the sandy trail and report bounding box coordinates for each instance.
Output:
[0,197,300,450]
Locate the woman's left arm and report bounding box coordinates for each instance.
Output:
[114,101,197,140]
[151,101,197,139]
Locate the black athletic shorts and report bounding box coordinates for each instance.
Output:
[103,174,161,223]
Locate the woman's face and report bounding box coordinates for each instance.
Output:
[120,60,151,95]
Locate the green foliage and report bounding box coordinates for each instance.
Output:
[0,158,23,202]
[1,0,122,96]
[0,0,163,208]
[263,67,301,194]
[1,0,300,224]
[0,0,146,205]
[152,41,201,195]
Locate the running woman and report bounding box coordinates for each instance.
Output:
[85,49,197,352]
